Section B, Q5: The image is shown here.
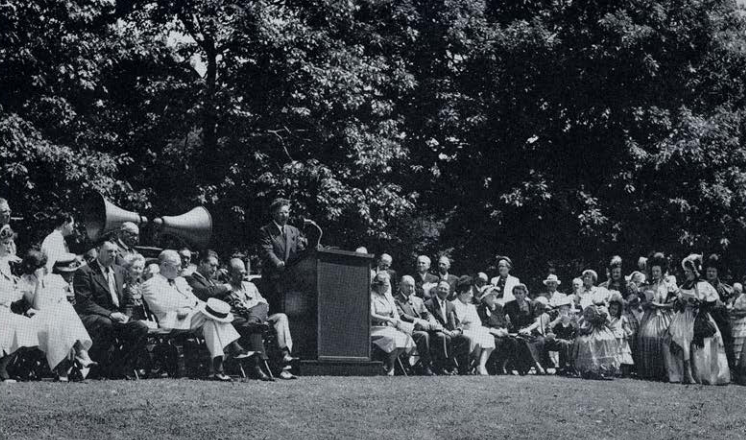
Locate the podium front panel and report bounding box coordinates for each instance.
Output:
[316,252,371,361]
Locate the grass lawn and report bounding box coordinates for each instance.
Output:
[1,375,744,440]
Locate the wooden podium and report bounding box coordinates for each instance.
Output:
[277,248,382,375]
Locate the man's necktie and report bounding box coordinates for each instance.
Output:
[107,268,119,308]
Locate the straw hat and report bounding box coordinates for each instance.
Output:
[542,274,561,286]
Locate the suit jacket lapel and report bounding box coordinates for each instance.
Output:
[91,261,113,297]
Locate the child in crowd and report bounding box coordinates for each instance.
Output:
[608,292,634,376]
[546,296,578,376]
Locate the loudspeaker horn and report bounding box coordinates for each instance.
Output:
[153,207,212,249]
[83,193,148,241]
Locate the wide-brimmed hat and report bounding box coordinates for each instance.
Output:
[681,254,703,273]
[199,298,234,323]
[542,274,561,286]
[478,286,500,302]
[53,253,81,273]
[534,296,550,308]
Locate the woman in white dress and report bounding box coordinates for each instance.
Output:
[667,254,730,385]
[0,226,38,382]
[17,250,95,381]
[370,272,414,375]
[451,278,495,375]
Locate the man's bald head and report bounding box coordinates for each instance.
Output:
[228,258,247,284]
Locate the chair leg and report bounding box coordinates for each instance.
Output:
[262,358,274,380]
[396,356,408,377]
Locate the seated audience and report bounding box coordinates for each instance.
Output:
[394,275,441,376]
[451,277,495,375]
[114,222,141,266]
[477,286,517,374]
[17,250,95,381]
[541,274,567,308]
[504,284,546,374]
[425,280,472,375]
[574,297,620,380]
[121,253,156,325]
[226,258,296,381]
[178,248,197,277]
[73,237,149,379]
[370,272,415,376]
[142,250,252,382]
[0,232,38,382]
[545,296,578,375]
[185,250,233,301]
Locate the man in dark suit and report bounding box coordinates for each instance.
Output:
[424,280,471,375]
[437,256,459,299]
[259,198,319,311]
[74,237,149,379]
[413,255,439,299]
[185,250,233,301]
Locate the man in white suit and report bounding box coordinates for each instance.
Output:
[142,249,252,381]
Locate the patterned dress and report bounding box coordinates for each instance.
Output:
[667,280,730,385]
[636,278,677,380]
[730,295,746,384]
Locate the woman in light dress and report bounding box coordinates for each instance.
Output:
[729,283,746,384]
[573,270,619,379]
[370,271,414,375]
[636,254,677,381]
[451,277,495,375]
[17,250,95,381]
[0,225,38,382]
[667,254,730,385]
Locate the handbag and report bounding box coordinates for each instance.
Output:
[692,283,717,348]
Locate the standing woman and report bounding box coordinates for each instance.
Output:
[451,277,495,375]
[600,256,631,299]
[504,284,546,375]
[17,250,95,382]
[636,253,677,381]
[668,254,730,385]
[730,286,746,384]
[370,272,415,375]
[490,256,520,304]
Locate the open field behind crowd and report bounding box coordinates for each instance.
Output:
[0,376,744,440]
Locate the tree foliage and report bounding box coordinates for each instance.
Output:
[2,0,746,285]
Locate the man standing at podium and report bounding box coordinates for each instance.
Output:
[259,198,309,311]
